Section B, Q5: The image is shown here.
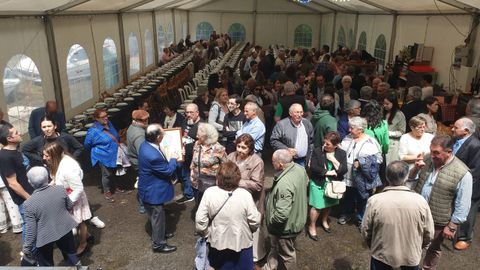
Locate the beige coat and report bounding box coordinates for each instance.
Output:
[195,186,261,252]
[227,152,265,214]
[361,186,435,267]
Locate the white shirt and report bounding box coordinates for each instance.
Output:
[294,121,308,158]
[398,132,434,171]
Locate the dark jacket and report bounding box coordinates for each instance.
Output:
[354,155,382,199]
[310,147,347,186]
[402,100,426,132]
[337,114,350,140]
[22,133,83,167]
[159,112,186,129]
[138,142,177,205]
[455,135,480,199]
[311,109,337,147]
[28,107,66,139]
[338,88,359,112]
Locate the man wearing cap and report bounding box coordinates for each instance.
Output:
[127,109,149,213]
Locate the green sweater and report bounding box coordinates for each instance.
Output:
[365,120,389,155]
[266,163,308,237]
[311,108,337,147]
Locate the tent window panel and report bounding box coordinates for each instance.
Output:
[145,29,154,67]
[67,44,93,108]
[3,54,44,134]
[196,22,214,41]
[374,34,387,70]
[103,38,120,90]
[128,32,140,76]
[337,26,346,48]
[157,25,166,58]
[167,23,174,45]
[228,23,246,43]
[358,31,367,51]
[294,24,312,48]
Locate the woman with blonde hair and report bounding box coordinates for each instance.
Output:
[208,88,229,133]
[43,142,92,255]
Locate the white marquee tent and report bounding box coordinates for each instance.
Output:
[0,0,479,132]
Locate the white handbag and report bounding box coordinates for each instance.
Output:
[324,180,346,199]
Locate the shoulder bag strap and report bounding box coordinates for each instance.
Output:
[197,144,202,176]
[209,190,235,225]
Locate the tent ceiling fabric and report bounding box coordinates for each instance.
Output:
[0,0,476,14]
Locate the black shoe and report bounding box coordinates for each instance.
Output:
[153,244,177,253]
[166,232,174,239]
[176,196,194,204]
[87,235,95,244]
[306,230,319,241]
[321,225,331,234]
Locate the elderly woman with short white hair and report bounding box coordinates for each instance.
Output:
[338,116,382,227]
[190,123,227,204]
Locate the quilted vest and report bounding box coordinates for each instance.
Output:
[414,156,469,226]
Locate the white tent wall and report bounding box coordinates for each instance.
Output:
[357,15,393,57]
[155,9,174,57]
[188,11,222,40]
[255,14,288,46]
[138,12,155,68]
[90,15,124,94]
[122,12,155,80]
[320,13,334,49]
[394,15,472,89]
[52,15,101,119]
[335,13,358,50]
[174,9,188,42]
[0,17,55,114]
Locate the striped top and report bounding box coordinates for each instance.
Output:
[23,185,78,249]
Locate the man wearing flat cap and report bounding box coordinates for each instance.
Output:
[127,109,149,213]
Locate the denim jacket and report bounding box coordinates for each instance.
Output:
[354,154,382,199]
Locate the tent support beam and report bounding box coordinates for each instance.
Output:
[44,15,65,114]
[357,0,395,14]
[253,0,258,45]
[152,11,159,65]
[388,14,398,65]
[46,0,90,15]
[154,0,185,11]
[171,9,177,43]
[117,13,129,85]
[120,0,155,13]
[437,0,478,13]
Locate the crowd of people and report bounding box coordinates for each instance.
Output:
[0,39,479,270]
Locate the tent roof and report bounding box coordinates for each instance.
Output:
[0,0,477,15]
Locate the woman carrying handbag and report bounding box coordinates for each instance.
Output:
[307,132,347,240]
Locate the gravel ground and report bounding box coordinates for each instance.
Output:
[1,160,479,270]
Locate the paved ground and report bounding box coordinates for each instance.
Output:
[1,160,480,270]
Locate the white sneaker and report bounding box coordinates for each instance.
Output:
[90,216,105,229]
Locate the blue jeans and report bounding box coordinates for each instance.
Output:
[371,257,419,270]
[340,187,369,223]
[178,163,194,199]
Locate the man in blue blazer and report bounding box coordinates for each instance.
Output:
[138,124,178,253]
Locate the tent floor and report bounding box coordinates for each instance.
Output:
[1,152,479,269]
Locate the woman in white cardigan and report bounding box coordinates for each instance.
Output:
[195,161,261,269]
[43,142,92,255]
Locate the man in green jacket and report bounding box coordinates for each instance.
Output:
[264,149,309,270]
[311,94,337,147]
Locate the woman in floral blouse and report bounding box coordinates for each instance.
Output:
[190,123,227,204]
